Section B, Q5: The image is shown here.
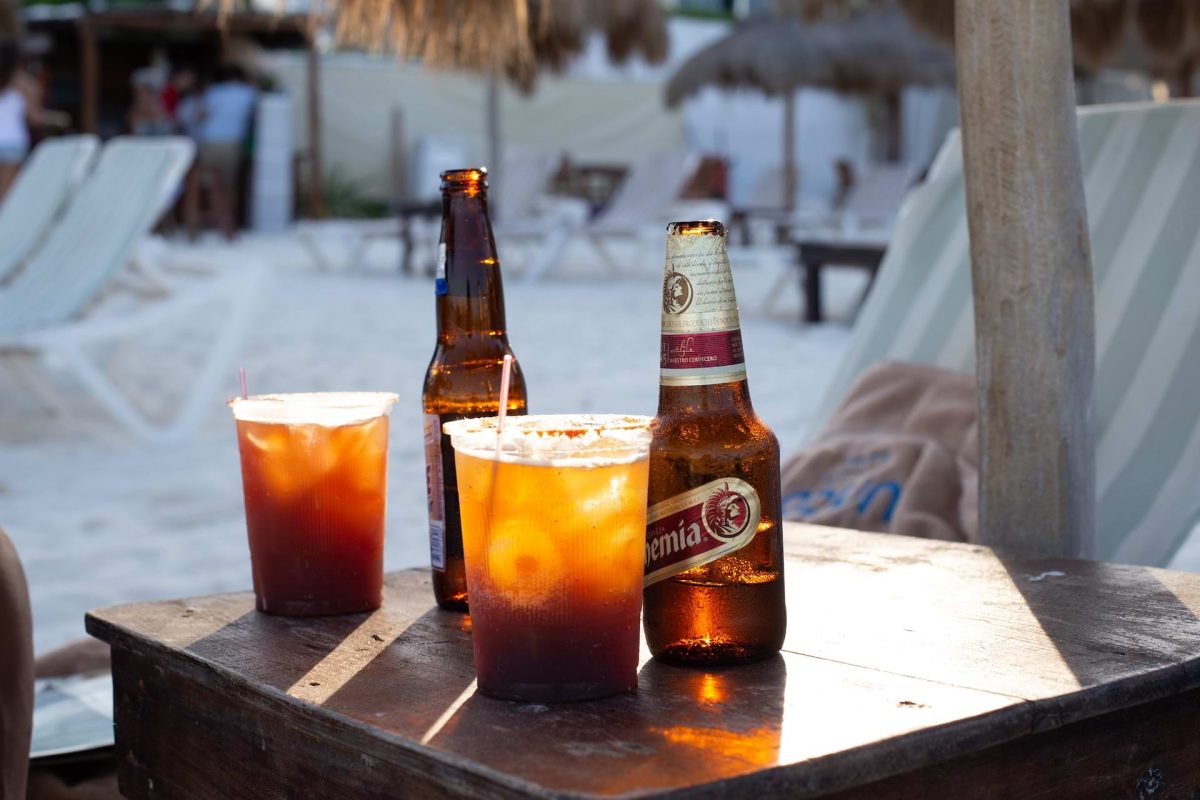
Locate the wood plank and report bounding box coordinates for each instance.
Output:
[86,524,1200,798]
[955,0,1097,558]
[782,525,1200,712]
[820,684,1200,800]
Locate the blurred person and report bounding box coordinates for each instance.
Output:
[127,68,171,136]
[161,66,196,124]
[195,63,257,196]
[175,74,205,139]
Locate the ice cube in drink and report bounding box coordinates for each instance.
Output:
[230,392,398,616]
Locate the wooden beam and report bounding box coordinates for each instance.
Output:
[783,91,796,213]
[78,17,99,135]
[955,1,1095,558]
[306,36,325,219]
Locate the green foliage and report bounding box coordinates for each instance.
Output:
[312,167,389,220]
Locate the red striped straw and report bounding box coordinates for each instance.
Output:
[238,367,248,400]
[497,354,514,434]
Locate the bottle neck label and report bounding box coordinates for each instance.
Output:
[435,243,448,296]
[660,234,746,386]
[645,478,761,585]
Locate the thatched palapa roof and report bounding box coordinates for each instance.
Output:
[331,0,667,90]
[665,4,954,106]
[793,0,1200,82]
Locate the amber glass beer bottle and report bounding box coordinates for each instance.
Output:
[643,220,786,663]
[423,168,527,611]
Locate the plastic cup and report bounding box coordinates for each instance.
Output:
[444,414,652,702]
[229,392,398,616]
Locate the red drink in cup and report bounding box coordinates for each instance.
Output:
[229,393,398,616]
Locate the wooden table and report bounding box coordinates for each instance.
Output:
[87,523,1200,799]
[795,240,887,323]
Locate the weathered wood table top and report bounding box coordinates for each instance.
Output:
[87,523,1200,799]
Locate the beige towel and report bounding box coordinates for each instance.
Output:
[783,361,980,542]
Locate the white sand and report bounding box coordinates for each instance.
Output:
[0,232,861,654]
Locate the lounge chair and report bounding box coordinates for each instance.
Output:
[0,135,99,283]
[490,149,589,278]
[518,150,701,281]
[0,137,263,444]
[761,164,916,320]
[807,99,1200,567]
[791,164,915,240]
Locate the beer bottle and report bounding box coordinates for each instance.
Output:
[643,220,786,663]
[422,167,527,611]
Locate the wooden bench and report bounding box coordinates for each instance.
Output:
[87,523,1200,798]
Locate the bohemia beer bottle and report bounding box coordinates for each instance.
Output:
[422,168,527,611]
[643,220,786,663]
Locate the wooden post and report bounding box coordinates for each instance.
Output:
[78,17,99,135]
[389,106,404,211]
[884,90,902,163]
[956,0,1095,558]
[305,35,325,219]
[783,91,796,213]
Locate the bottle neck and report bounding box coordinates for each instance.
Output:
[436,191,509,343]
[658,226,751,415]
[658,377,756,418]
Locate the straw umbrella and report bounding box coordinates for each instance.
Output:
[332,0,667,90]
[845,0,1200,94]
[665,6,955,209]
[329,0,667,199]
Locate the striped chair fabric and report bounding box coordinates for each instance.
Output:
[0,135,99,282]
[810,99,1200,567]
[0,137,194,335]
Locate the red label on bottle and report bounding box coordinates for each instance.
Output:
[660,330,745,370]
[645,478,761,585]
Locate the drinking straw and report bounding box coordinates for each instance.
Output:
[497,354,514,434]
[238,367,248,400]
[487,355,515,538]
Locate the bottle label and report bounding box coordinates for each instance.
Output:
[423,412,446,570]
[660,233,746,386]
[645,478,761,586]
[435,243,448,296]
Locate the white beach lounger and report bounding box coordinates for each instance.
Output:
[808,99,1200,568]
[519,151,701,281]
[795,164,916,238]
[0,135,99,283]
[490,149,589,278]
[0,137,263,444]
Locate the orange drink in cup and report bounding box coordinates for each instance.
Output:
[445,414,652,702]
[229,392,398,616]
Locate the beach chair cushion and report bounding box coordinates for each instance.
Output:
[784,361,977,542]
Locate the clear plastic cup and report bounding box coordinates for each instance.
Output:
[444,414,652,702]
[229,392,399,616]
